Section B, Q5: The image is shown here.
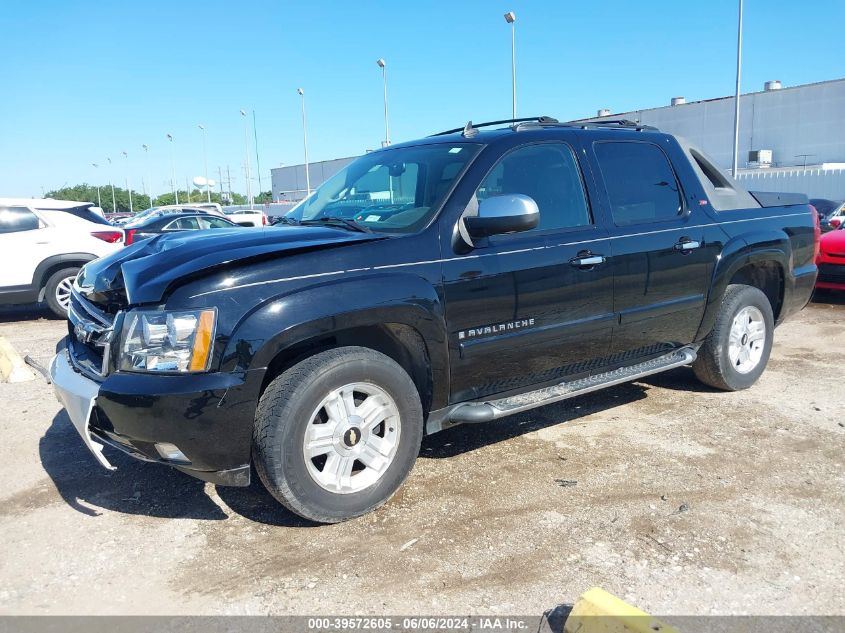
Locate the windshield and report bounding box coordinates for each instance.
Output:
[287,143,480,233]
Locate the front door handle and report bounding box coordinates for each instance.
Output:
[570,254,606,268]
[674,238,701,252]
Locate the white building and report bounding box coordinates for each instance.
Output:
[271,78,845,202]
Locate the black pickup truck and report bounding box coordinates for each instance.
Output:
[51,117,819,523]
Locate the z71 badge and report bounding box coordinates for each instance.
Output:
[458,318,536,340]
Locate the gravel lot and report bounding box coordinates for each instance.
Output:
[0,295,843,617]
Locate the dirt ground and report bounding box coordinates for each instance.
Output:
[0,295,843,617]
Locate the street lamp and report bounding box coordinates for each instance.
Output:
[376,58,390,147]
[166,133,178,204]
[106,157,117,212]
[730,0,743,178]
[239,110,253,208]
[142,144,154,208]
[122,151,133,213]
[504,11,516,120]
[297,88,311,197]
[198,124,211,202]
[90,163,101,207]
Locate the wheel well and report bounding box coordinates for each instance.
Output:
[35,261,88,300]
[728,262,784,320]
[260,323,434,416]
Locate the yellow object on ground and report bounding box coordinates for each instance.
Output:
[0,336,35,383]
[564,587,680,633]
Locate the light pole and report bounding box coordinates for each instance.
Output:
[239,109,253,208]
[91,163,101,207]
[198,124,211,202]
[253,110,263,197]
[166,133,178,204]
[122,151,133,213]
[106,157,117,212]
[731,0,743,178]
[142,144,154,208]
[504,11,516,120]
[376,58,390,147]
[297,88,311,197]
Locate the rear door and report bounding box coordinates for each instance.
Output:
[587,138,716,357]
[442,140,614,402]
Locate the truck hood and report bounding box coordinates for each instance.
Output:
[76,226,383,307]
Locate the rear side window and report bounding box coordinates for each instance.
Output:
[475,143,592,232]
[594,141,683,225]
[0,206,40,233]
[199,217,234,229]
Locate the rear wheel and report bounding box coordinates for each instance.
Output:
[253,346,423,523]
[693,284,774,391]
[44,267,80,318]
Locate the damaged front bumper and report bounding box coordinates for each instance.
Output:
[50,338,257,487]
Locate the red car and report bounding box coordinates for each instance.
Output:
[817,223,845,290]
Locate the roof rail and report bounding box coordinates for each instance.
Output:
[570,119,659,131]
[431,116,559,137]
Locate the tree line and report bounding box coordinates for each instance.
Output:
[44,184,273,213]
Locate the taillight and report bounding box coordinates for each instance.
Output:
[262,214,267,226]
[124,229,136,245]
[810,205,821,261]
[91,230,123,244]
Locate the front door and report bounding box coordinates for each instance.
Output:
[442,140,615,403]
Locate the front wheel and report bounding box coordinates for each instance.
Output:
[253,347,423,523]
[693,284,774,391]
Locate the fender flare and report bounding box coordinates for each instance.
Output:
[696,230,790,339]
[32,253,98,299]
[220,272,449,409]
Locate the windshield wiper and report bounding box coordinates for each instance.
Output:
[300,216,372,233]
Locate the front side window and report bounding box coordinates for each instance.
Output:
[475,143,592,232]
[594,141,683,225]
[0,206,40,234]
[166,217,199,230]
[289,143,481,234]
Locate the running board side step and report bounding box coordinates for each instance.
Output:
[448,347,697,424]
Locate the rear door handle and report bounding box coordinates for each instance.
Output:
[570,254,606,268]
[674,239,701,252]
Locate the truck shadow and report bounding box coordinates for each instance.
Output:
[420,379,652,459]
[0,304,56,323]
[40,371,682,527]
[39,411,316,527]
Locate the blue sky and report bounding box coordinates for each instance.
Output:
[3,0,843,199]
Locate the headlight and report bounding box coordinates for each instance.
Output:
[119,308,216,373]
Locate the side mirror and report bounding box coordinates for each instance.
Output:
[464,194,539,238]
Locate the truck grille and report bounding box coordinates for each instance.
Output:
[818,263,845,285]
[67,288,118,378]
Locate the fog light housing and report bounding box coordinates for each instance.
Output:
[155,442,189,463]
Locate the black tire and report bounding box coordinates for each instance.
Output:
[253,346,423,523]
[693,284,774,391]
[44,267,80,318]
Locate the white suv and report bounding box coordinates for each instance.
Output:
[0,199,124,317]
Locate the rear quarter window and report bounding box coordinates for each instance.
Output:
[594,141,684,226]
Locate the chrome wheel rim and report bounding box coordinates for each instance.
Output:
[728,306,766,374]
[303,382,401,494]
[55,277,75,311]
